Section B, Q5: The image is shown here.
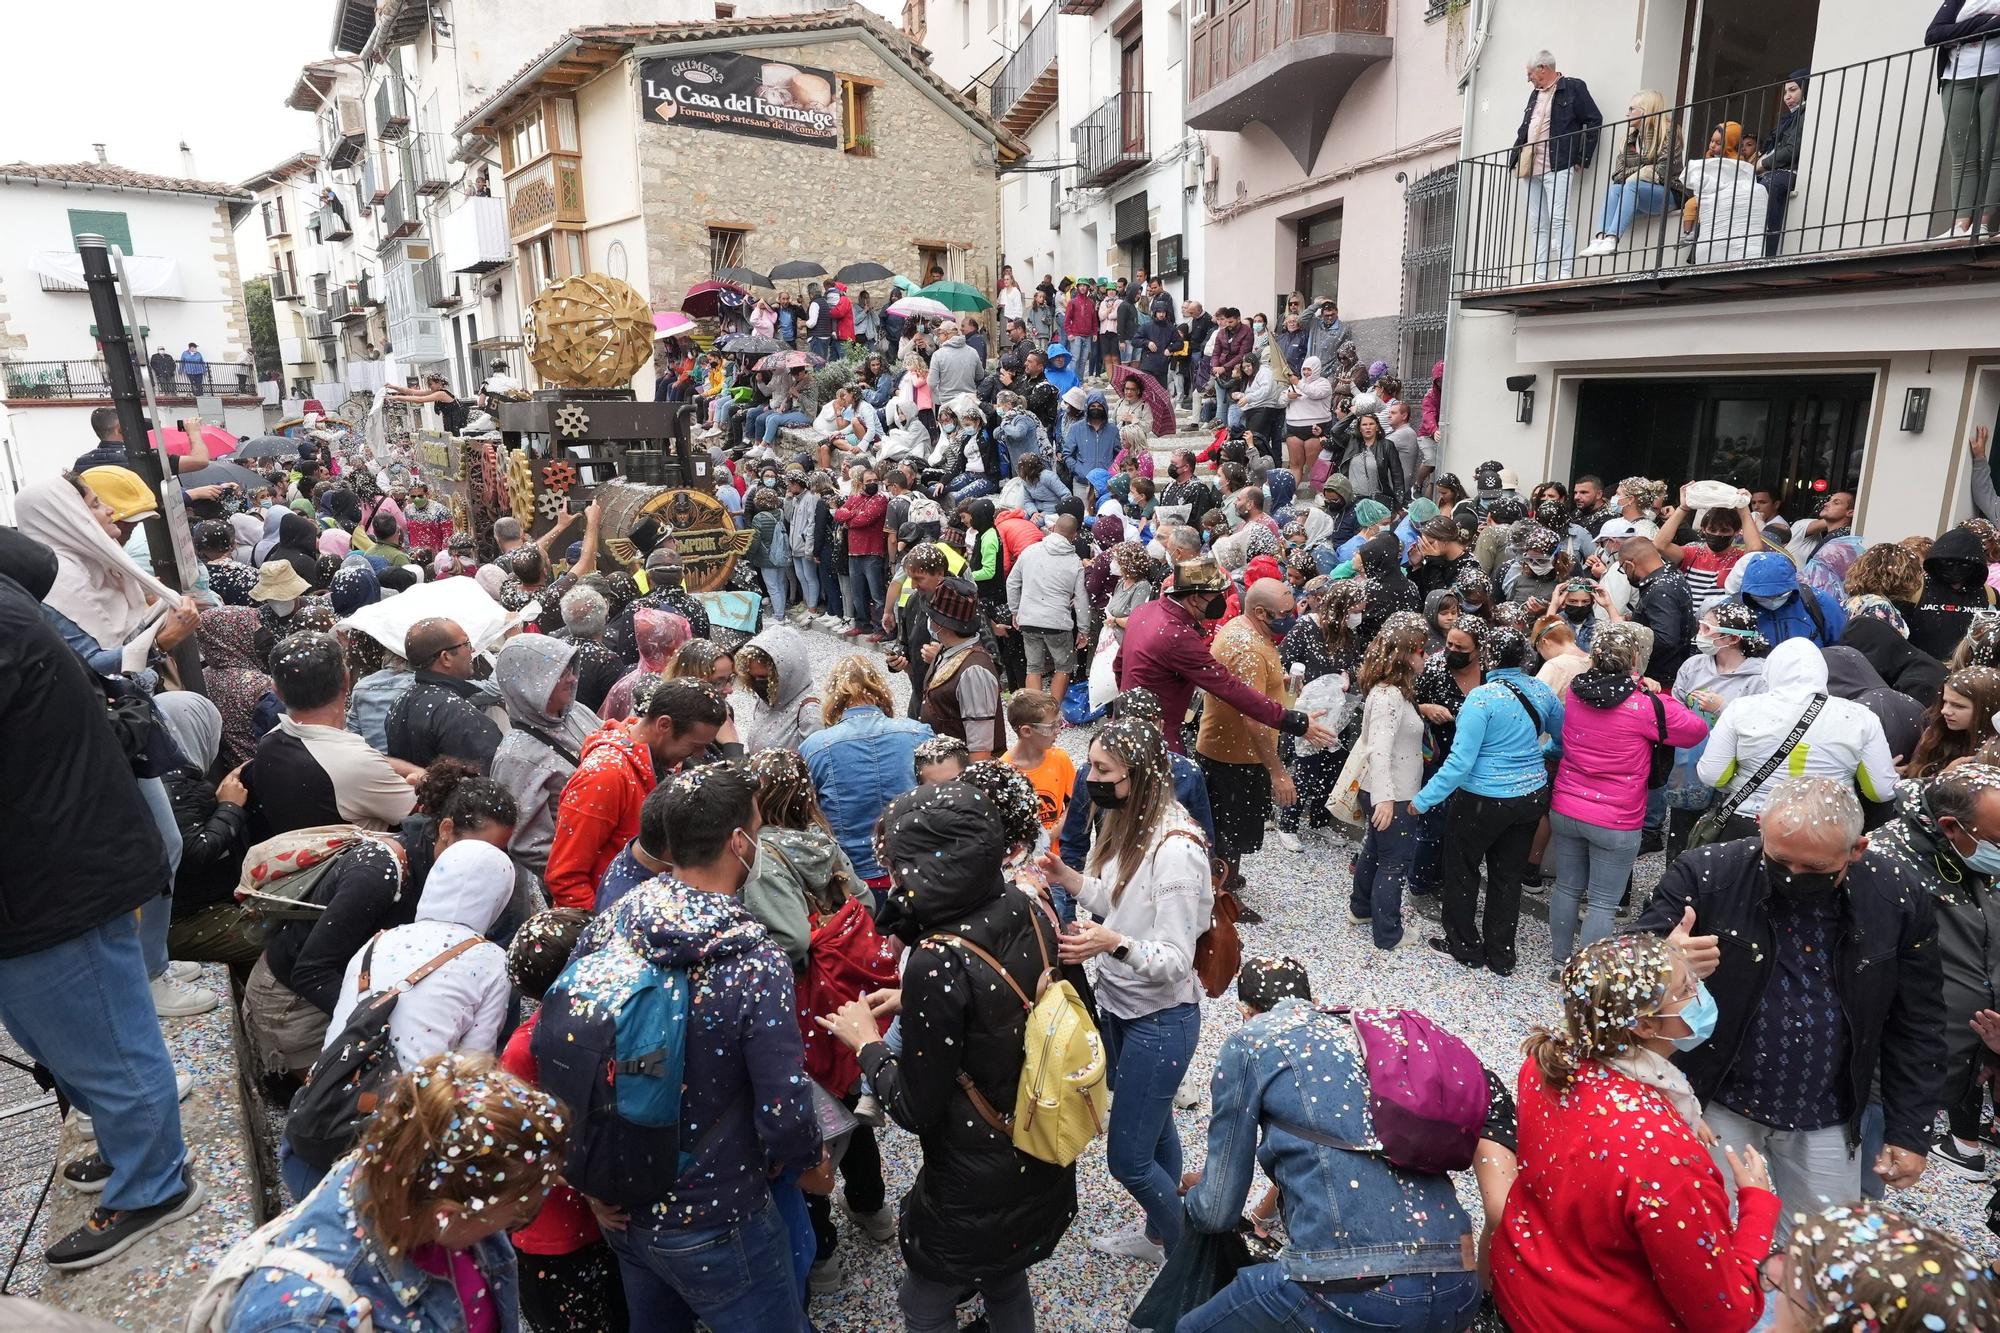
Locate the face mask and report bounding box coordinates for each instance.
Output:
[1526,558,1554,576]
[1253,322,1267,334]
[1694,634,1723,656]
[747,673,776,703]
[1763,855,1846,899]
[1703,533,1735,553]
[1086,777,1128,809]
[1109,562,1124,579]
[1962,833,2000,875]
[1664,981,1718,1052]
[268,598,297,616]
[1345,611,1364,630]
[1563,604,1592,623]
[1444,648,1475,670]
[1750,592,1791,611]
[1194,592,1227,621]
[864,482,880,495]
[732,833,757,888]
[1267,611,1297,640]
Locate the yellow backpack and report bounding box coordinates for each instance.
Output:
[926,904,1107,1167]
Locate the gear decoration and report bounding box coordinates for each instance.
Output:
[555,405,591,439]
[526,273,653,389]
[540,459,578,493]
[448,495,471,536]
[505,448,537,526]
[536,490,568,520]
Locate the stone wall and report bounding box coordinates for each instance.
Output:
[213,202,251,362]
[637,37,1001,326]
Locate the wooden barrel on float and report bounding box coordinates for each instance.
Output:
[594,477,750,594]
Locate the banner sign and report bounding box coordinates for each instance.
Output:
[639,52,840,149]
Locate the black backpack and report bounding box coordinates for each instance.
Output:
[284,934,486,1171]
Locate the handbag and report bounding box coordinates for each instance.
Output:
[1514,143,1535,178]
[1687,695,1824,848]
[1644,691,1675,790]
[1326,740,1369,828]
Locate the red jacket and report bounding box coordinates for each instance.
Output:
[544,721,656,909]
[832,490,889,557]
[995,510,1043,569]
[1064,292,1097,338]
[1492,1056,1780,1333]
[1115,594,1287,752]
[830,288,855,341]
[1211,321,1254,371]
[499,1012,602,1254]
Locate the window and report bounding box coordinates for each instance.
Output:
[903,0,926,43]
[1295,205,1342,304]
[1397,166,1456,405]
[916,244,949,285]
[714,1,735,15]
[841,79,876,154]
[506,107,546,171]
[1049,176,1062,229]
[68,209,132,254]
[987,0,999,31]
[709,226,749,273]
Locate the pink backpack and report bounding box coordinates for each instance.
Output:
[1271,1007,1488,1174]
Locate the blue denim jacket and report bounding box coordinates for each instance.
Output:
[1414,668,1562,813]
[1185,999,1475,1283]
[223,1160,521,1332]
[800,704,933,880]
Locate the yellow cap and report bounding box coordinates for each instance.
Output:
[79,465,159,522]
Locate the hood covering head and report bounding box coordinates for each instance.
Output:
[1091,513,1126,548]
[197,605,265,672]
[1083,389,1110,418]
[1358,530,1406,584]
[495,633,579,728]
[1927,525,1990,588]
[882,780,1007,928]
[1045,342,1070,366]
[633,608,693,673]
[153,690,223,772]
[13,477,181,644]
[1423,588,1460,631]
[1738,551,1802,599]
[1321,473,1356,507]
[1762,636,1830,697]
[740,624,816,747]
[1266,468,1297,512]
[329,563,380,616]
[253,509,287,564]
[414,839,518,934]
[276,512,319,552]
[0,528,59,601]
[1822,644,1890,699]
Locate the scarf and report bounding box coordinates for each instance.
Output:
[13,478,180,645]
[1604,1047,1704,1130]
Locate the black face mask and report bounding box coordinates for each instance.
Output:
[1763,855,1846,900]
[1562,604,1592,623]
[1086,778,1128,809]
[1703,533,1735,553]
[1444,648,1475,670]
[864,482,880,495]
[1196,592,1228,621]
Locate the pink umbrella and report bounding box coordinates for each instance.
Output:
[147,424,239,457]
[681,280,746,317]
[1109,364,1177,436]
[653,310,697,339]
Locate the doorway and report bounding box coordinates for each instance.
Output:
[1295,206,1342,307]
[1571,373,1872,520]
[1681,0,1820,144]
[1120,30,1145,154]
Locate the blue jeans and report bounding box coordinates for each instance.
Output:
[1859,1100,1887,1201]
[948,475,997,506]
[607,1196,808,1333]
[849,553,886,629]
[136,775,182,978]
[1067,334,1093,378]
[762,410,811,445]
[278,1138,325,1203]
[759,564,788,620]
[1549,811,1643,963]
[791,554,821,612]
[0,915,187,1211]
[1596,178,1670,238]
[1101,1003,1200,1250]
[1176,1264,1482,1333]
[1350,792,1416,949]
[742,405,768,442]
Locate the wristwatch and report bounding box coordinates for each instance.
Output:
[1111,938,1131,962]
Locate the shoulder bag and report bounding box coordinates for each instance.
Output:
[1687,694,1824,848]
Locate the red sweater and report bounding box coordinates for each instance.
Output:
[544,722,656,910]
[1115,594,1285,752]
[498,1012,602,1255]
[1492,1056,1780,1333]
[832,490,889,557]
[1064,293,1098,338]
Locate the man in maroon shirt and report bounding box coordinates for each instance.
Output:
[1210,308,1255,377]
[1114,558,1336,754]
[834,468,891,639]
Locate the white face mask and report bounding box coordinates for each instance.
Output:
[267,598,297,616]
[1345,611,1364,629]
[1526,558,1554,576]
[1694,634,1723,656]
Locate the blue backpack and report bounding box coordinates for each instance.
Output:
[530,942,692,1212]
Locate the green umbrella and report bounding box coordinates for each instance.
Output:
[912,280,992,313]
[890,274,918,293]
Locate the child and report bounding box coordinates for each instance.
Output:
[912,734,970,785]
[1001,690,1073,859]
[499,909,630,1333]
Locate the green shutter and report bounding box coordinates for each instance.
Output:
[68,209,133,253]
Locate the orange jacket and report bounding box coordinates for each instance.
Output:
[544,721,656,909]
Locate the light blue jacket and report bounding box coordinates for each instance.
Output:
[1020,471,1070,517]
[1414,667,1562,812]
[800,704,934,880]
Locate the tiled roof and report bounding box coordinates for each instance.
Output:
[241,152,323,192]
[0,161,252,201]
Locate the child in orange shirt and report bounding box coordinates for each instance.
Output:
[1002,689,1073,855]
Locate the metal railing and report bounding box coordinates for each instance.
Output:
[330,287,361,322]
[1072,91,1150,186]
[1189,0,1388,100]
[4,358,254,400]
[992,5,1059,125]
[374,78,411,140]
[380,180,419,246]
[415,255,457,308]
[1454,44,2000,297]
[307,312,335,341]
[410,131,451,195]
[311,205,352,242]
[261,200,291,238]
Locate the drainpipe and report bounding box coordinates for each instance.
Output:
[1440,0,1495,453]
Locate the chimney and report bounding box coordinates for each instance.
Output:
[91,143,107,164]
[179,141,197,178]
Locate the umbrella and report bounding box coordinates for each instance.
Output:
[652,310,697,339]
[682,279,746,317]
[176,459,274,491]
[1110,364,1178,437]
[715,265,772,288]
[833,261,894,284]
[147,424,240,457]
[233,434,300,462]
[913,280,992,312]
[727,335,785,358]
[890,274,918,292]
[753,349,825,372]
[887,295,953,321]
[769,259,828,281]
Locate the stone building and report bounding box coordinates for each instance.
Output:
[457,4,1023,392]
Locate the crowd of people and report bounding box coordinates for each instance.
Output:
[12,272,2000,1333]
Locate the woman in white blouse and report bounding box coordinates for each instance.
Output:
[1349,611,1430,951]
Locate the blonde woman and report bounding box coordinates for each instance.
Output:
[1037,717,1210,1265]
[1581,91,1683,256]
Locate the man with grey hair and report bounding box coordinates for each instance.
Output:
[556,583,626,714]
[1637,776,1944,1241]
[492,514,524,555]
[1510,49,1602,282]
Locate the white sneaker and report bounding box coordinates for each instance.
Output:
[852,1092,885,1128]
[165,960,202,983]
[1173,1072,1203,1110]
[1275,830,1303,854]
[150,975,218,1019]
[75,1072,194,1140]
[845,1200,897,1242]
[1580,235,1618,257]
[815,614,846,632]
[1090,1226,1167,1264]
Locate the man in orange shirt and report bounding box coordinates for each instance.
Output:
[1001,689,1072,854]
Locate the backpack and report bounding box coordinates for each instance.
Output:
[928,902,1107,1167]
[284,933,486,1171]
[186,1208,376,1333]
[234,826,376,947]
[530,941,694,1212]
[796,897,901,1098]
[1268,1007,1488,1174]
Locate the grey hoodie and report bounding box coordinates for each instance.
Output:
[741,825,866,963]
[927,334,984,403]
[490,635,603,875]
[1006,530,1090,634]
[741,625,825,754]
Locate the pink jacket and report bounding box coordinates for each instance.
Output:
[1552,687,1708,830]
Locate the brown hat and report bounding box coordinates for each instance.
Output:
[1171,557,1228,594]
[926,576,980,635]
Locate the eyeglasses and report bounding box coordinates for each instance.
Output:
[429,640,470,662]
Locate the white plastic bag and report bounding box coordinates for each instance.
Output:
[1088,623,1122,712]
[1293,671,1353,754]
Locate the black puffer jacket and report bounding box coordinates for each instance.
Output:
[859,782,1077,1282]
[1635,837,1944,1154]
[1840,614,1947,709]
[163,767,251,915]
[1906,525,1992,661]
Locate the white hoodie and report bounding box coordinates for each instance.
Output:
[322,839,514,1069]
[1695,638,1898,815]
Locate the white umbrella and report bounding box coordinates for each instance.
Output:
[887,295,952,321]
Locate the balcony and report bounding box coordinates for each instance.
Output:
[410,132,450,195]
[330,286,364,322]
[441,194,509,273]
[1453,44,2000,313]
[4,358,254,401]
[993,5,1059,133]
[1072,92,1149,188]
[271,271,300,301]
[1188,0,1390,171]
[356,273,378,308]
[1058,0,1098,14]
[415,256,458,308]
[325,96,365,169]
[307,312,335,341]
[374,78,411,141]
[312,206,352,242]
[380,181,420,248]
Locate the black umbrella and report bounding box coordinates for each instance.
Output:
[715,265,772,288]
[727,335,784,357]
[769,259,828,281]
[234,435,301,462]
[833,261,894,284]
[177,459,276,491]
